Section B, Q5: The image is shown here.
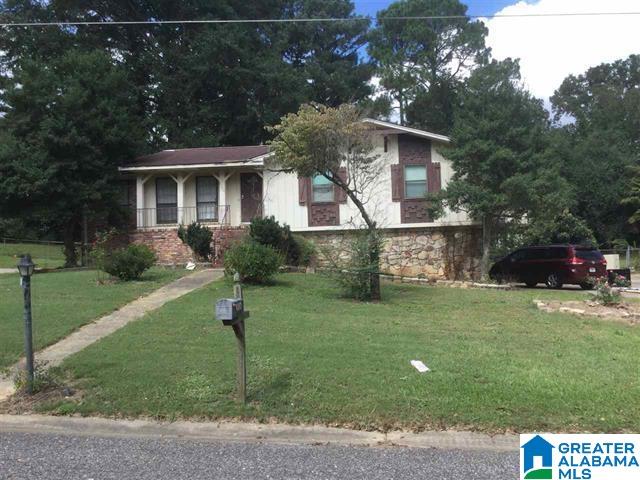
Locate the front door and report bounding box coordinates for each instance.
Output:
[240,172,263,222]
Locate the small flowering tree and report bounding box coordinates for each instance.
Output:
[269,104,384,300]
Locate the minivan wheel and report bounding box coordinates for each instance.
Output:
[546,273,563,289]
[579,282,594,291]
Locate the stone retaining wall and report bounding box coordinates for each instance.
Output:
[130,226,248,266]
[298,225,482,281]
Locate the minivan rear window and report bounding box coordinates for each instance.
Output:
[575,249,604,261]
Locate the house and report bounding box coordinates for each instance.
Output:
[521,435,554,476]
[119,119,482,279]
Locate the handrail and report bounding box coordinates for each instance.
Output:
[135,205,231,228]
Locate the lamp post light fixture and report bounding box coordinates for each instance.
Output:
[17,254,35,394]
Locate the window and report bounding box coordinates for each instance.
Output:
[156,177,177,224]
[404,165,427,199]
[196,177,218,221]
[312,175,334,203]
[575,249,604,261]
[383,136,388,153]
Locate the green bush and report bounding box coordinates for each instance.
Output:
[249,216,315,266]
[249,216,286,250]
[103,244,156,281]
[329,231,382,301]
[591,277,622,305]
[178,222,213,261]
[293,234,316,267]
[224,240,282,284]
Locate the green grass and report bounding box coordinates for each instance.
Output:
[0,268,186,369]
[0,242,66,269]
[45,274,640,433]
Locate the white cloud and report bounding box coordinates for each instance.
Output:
[484,0,640,101]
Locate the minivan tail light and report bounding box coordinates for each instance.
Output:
[569,255,584,265]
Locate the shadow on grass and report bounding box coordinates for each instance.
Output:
[249,370,293,404]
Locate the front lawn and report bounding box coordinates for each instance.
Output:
[45,274,640,433]
[0,241,66,269]
[0,268,185,369]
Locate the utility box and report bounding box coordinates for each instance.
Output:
[215,298,244,325]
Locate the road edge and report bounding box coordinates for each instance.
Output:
[0,414,518,452]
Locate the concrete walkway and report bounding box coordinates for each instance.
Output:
[0,268,16,274]
[0,414,519,452]
[0,269,223,401]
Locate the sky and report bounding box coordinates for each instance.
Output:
[353,0,640,102]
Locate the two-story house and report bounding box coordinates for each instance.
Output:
[119,119,482,279]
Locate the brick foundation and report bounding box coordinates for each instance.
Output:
[298,226,482,281]
[130,226,248,266]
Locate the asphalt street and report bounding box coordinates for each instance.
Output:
[0,431,518,479]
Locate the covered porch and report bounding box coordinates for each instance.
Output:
[119,146,269,230]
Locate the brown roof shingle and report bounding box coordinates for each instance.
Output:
[127,145,270,168]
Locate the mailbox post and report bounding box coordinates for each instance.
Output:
[215,273,250,404]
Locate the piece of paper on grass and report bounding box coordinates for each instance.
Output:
[410,360,430,373]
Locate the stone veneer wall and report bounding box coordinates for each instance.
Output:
[130,226,248,266]
[298,226,482,281]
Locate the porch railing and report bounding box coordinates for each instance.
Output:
[135,205,230,229]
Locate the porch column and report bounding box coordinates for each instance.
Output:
[136,175,151,229]
[171,173,193,225]
[215,172,232,224]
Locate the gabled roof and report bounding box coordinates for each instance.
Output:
[121,145,270,170]
[362,118,451,144]
[120,119,449,171]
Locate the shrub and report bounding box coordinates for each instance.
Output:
[90,228,121,283]
[224,240,282,283]
[328,231,382,301]
[591,277,622,305]
[293,234,316,267]
[249,216,315,266]
[103,244,156,281]
[13,361,59,394]
[610,274,631,288]
[178,222,213,261]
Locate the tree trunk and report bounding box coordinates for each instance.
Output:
[368,230,381,301]
[480,216,493,280]
[63,222,78,268]
[327,174,382,301]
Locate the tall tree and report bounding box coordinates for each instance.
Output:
[44,0,373,148]
[427,59,575,277]
[368,0,488,132]
[0,50,143,264]
[551,54,640,245]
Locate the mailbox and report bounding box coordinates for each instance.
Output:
[216,298,245,325]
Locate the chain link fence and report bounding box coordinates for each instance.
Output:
[0,238,84,270]
[599,247,639,271]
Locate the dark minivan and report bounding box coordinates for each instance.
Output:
[489,245,607,289]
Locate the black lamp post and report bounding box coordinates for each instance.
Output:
[17,254,35,394]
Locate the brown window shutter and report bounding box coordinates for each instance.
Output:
[298,177,309,205]
[391,164,403,201]
[428,162,442,192]
[335,167,348,203]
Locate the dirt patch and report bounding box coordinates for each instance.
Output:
[0,373,82,415]
[534,299,640,325]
